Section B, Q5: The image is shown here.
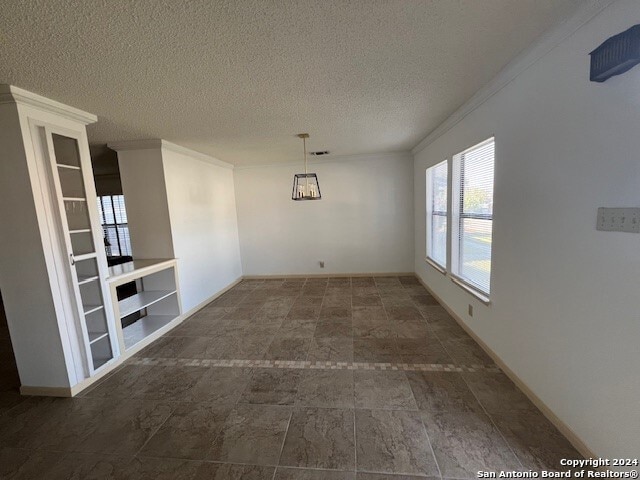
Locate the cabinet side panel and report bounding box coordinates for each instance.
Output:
[0,103,71,388]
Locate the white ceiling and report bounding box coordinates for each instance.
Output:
[0,0,583,166]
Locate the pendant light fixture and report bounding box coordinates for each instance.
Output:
[292,133,321,200]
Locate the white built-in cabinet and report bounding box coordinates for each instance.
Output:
[0,85,119,393]
[0,86,190,396]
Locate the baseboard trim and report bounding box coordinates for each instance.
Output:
[415,275,597,459]
[181,276,244,317]
[20,385,73,397]
[23,276,244,398]
[242,272,415,279]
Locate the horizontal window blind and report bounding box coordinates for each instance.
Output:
[97,195,132,257]
[456,138,494,295]
[426,160,448,268]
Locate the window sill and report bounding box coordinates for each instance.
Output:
[450,276,491,305]
[425,257,447,275]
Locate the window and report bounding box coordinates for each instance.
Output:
[96,195,132,257]
[426,160,448,269]
[451,138,495,296]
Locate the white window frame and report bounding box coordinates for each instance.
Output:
[425,160,448,272]
[451,137,495,301]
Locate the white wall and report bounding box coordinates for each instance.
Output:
[117,149,175,259]
[114,141,243,314]
[235,153,414,275]
[163,150,243,311]
[414,0,640,458]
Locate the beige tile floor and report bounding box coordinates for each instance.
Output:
[0,277,583,479]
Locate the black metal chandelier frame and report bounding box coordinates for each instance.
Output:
[292,133,321,201]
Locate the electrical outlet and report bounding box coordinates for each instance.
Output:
[596,207,640,233]
[319,261,325,268]
[468,305,473,317]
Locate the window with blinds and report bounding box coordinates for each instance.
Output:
[426,160,448,269]
[452,138,495,296]
[97,195,132,257]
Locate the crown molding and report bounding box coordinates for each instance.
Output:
[107,139,234,169]
[411,0,615,156]
[0,84,97,125]
[234,151,412,170]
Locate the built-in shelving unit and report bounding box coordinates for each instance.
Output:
[1,85,122,394]
[107,259,181,351]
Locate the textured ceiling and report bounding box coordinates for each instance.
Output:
[0,0,583,165]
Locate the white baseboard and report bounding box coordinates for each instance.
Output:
[415,275,596,459]
[242,272,415,279]
[20,385,73,397]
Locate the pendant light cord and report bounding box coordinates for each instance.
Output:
[303,135,308,174]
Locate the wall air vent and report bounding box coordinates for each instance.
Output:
[309,151,330,156]
[590,24,640,82]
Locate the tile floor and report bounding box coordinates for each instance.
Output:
[0,276,584,479]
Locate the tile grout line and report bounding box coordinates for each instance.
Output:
[302,282,324,363]
[458,368,525,471]
[425,308,523,470]
[132,402,177,460]
[273,407,295,478]
[351,280,358,473]
[400,345,444,480]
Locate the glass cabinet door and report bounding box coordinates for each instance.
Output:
[46,131,117,373]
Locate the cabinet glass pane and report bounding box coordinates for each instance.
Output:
[79,278,104,311]
[58,167,86,198]
[86,309,109,339]
[52,134,81,167]
[91,335,113,370]
[75,257,99,283]
[70,231,95,256]
[65,200,91,231]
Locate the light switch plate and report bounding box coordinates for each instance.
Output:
[596,207,640,233]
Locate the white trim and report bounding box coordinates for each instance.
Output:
[107,139,234,169]
[242,272,416,279]
[233,151,412,170]
[0,85,97,125]
[20,385,74,397]
[425,159,448,269]
[450,275,491,305]
[411,0,615,155]
[425,257,447,275]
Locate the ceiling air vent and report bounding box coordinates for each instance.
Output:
[590,24,640,82]
[309,151,330,156]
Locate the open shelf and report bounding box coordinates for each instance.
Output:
[118,290,176,318]
[122,315,176,349]
[107,259,181,353]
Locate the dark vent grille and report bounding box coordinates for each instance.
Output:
[590,24,640,82]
